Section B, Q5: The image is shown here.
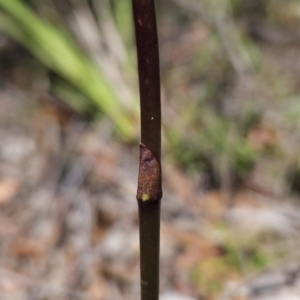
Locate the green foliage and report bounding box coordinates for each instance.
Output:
[190,257,232,296]
[112,0,133,49]
[167,106,260,186]
[191,223,287,298]
[0,0,136,140]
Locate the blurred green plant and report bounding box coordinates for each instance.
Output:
[166,106,260,188]
[191,223,288,298]
[161,0,300,190]
[0,0,137,140]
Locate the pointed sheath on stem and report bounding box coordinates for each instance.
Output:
[132,0,162,299]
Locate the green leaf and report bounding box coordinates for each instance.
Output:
[0,0,135,140]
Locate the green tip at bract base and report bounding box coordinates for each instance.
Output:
[142,193,150,201]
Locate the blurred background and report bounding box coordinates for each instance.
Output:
[1,0,300,299]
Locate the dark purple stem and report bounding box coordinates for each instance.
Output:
[132,0,162,299]
[132,0,161,160]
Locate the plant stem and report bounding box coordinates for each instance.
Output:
[132,0,161,159]
[138,199,161,300]
[132,0,162,299]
